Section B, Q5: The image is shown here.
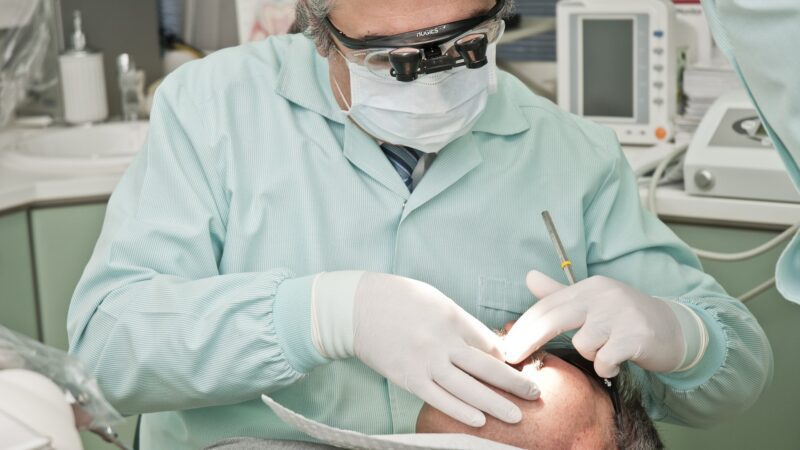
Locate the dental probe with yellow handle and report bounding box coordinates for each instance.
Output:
[540,210,621,414]
[541,210,576,285]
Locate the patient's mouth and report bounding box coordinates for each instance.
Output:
[512,349,547,375]
[498,327,547,373]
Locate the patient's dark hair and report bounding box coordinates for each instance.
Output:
[612,364,664,450]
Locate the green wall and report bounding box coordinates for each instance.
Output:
[29,203,108,350]
[657,223,800,450]
[0,211,38,339]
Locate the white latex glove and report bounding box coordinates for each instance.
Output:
[503,271,708,378]
[312,271,540,427]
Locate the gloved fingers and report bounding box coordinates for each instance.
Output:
[525,270,568,299]
[593,338,641,378]
[458,311,506,360]
[451,346,540,400]
[571,322,611,362]
[515,275,586,330]
[504,303,588,364]
[413,379,487,427]
[432,365,523,425]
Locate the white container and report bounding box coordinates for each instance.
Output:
[59,10,108,125]
[59,52,108,124]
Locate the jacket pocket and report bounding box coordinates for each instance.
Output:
[477,277,536,332]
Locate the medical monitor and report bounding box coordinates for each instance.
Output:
[581,18,635,118]
[558,0,679,145]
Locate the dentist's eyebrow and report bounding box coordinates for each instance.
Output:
[359,4,497,39]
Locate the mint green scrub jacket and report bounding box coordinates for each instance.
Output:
[67,34,773,449]
[702,0,800,304]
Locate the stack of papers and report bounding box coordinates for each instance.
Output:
[676,59,742,139]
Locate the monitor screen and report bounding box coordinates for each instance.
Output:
[581,18,635,118]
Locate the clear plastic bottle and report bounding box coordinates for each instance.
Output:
[116,53,140,121]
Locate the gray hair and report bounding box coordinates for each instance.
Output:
[614,365,664,449]
[294,0,516,56]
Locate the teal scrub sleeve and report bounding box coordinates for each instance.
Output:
[701,0,800,306]
[67,77,328,416]
[702,0,800,304]
[583,129,773,427]
[702,0,800,188]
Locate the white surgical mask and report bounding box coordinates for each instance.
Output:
[333,45,498,153]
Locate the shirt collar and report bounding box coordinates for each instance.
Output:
[275,35,530,136]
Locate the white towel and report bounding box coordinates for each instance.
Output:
[261,394,524,450]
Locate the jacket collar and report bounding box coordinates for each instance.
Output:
[274,36,345,124]
[472,75,531,136]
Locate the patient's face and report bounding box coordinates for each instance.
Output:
[416,350,616,450]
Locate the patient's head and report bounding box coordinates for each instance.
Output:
[416,338,663,449]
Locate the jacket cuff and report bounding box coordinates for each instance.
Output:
[655,300,726,390]
[667,300,710,372]
[273,275,330,374]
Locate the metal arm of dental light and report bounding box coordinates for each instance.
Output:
[644,144,800,302]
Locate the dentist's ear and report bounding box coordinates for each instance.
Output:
[525,270,567,299]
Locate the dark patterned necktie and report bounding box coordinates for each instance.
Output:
[380,143,424,191]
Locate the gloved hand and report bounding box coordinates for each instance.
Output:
[312,271,540,427]
[503,271,708,378]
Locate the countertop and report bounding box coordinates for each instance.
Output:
[0,127,122,211]
[1,126,799,228]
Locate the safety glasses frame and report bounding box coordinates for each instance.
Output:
[323,0,506,50]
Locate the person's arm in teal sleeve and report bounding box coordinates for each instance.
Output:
[67,74,328,416]
[701,0,800,305]
[583,128,773,427]
[701,0,800,188]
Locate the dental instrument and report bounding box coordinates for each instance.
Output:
[541,210,576,285]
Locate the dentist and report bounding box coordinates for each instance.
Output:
[68,1,772,448]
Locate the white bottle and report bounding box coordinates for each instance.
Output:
[59,10,108,125]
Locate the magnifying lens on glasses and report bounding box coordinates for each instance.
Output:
[387,33,490,81]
